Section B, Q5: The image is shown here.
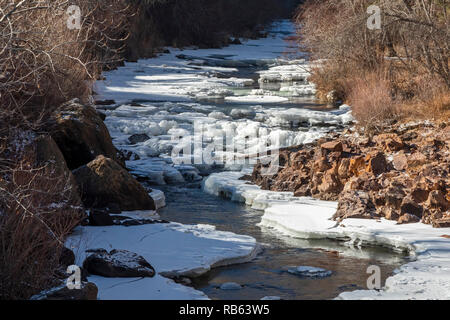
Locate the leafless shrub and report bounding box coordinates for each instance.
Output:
[346,71,400,133]
[0,1,132,299]
[296,0,449,127]
[0,0,132,135]
[0,132,84,300]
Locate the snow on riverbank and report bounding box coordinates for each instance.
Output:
[95,20,307,105]
[94,20,352,187]
[203,171,450,300]
[66,222,258,300]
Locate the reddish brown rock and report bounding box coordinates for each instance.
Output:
[392,152,408,171]
[317,168,342,200]
[321,141,343,152]
[374,133,404,152]
[384,207,401,221]
[385,186,406,209]
[73,155,155,211]
[365,152,389,176]
[250,119,449,228]
[433,219,450,228]
[348,156,365,176]
[338,158,351,179]
[313,156,331,173]
[407,152,427,168]
[426,190,449,211]
[397,214,420,225]
[410,188,430,203]
[400,197,423,217]
[333,190,378,221]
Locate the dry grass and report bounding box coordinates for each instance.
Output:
[346,71,400,134]
[401,77,450,121]
[0,0,132,134]
[0,134,84,299]
[296,0,449,130]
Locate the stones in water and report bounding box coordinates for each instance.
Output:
[220,282,242,290]
[128,133,150,145]
[286,266,332,278]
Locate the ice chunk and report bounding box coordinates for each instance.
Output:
[287,266,332,278]
[149,189,166,209]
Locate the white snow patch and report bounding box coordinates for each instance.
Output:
[203,170,450,300]
[66,222,259,300]
[150,189,166,209]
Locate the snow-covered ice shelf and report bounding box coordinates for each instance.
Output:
[66,223,258,300]
[203,170,450,300]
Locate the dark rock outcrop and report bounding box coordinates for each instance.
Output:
[59,247,76,268]
[47,99,124,170]
[31,135,83,206]
[128,134,150,144]
[83,249,155,278]
[89,209,115,226]
[73,155,155,211]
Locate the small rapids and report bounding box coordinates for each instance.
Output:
[96,20,408,300]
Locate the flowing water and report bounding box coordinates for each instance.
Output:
[98,20,408,300]
[158,186,407,300]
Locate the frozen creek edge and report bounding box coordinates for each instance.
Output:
[202,171,450,300]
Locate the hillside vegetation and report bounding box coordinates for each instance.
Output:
[296,0,449,132]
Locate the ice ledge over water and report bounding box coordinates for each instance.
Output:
[203,171,450,300]
[66,222,258,300]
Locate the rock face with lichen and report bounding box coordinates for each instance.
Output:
[252,120,450,227]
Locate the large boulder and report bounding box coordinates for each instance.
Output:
[19,134,85,224]
[47,99,124,170]
[334,190,379,221]
[73,155,155,211]
[30,135,83,205]
[365,152,389,176]
[83,249,155,278]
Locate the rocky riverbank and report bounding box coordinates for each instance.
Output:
[23,98,260,300]
[252,120,449,228]
[13,98,164,300]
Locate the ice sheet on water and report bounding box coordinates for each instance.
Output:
[96,19,353,187]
